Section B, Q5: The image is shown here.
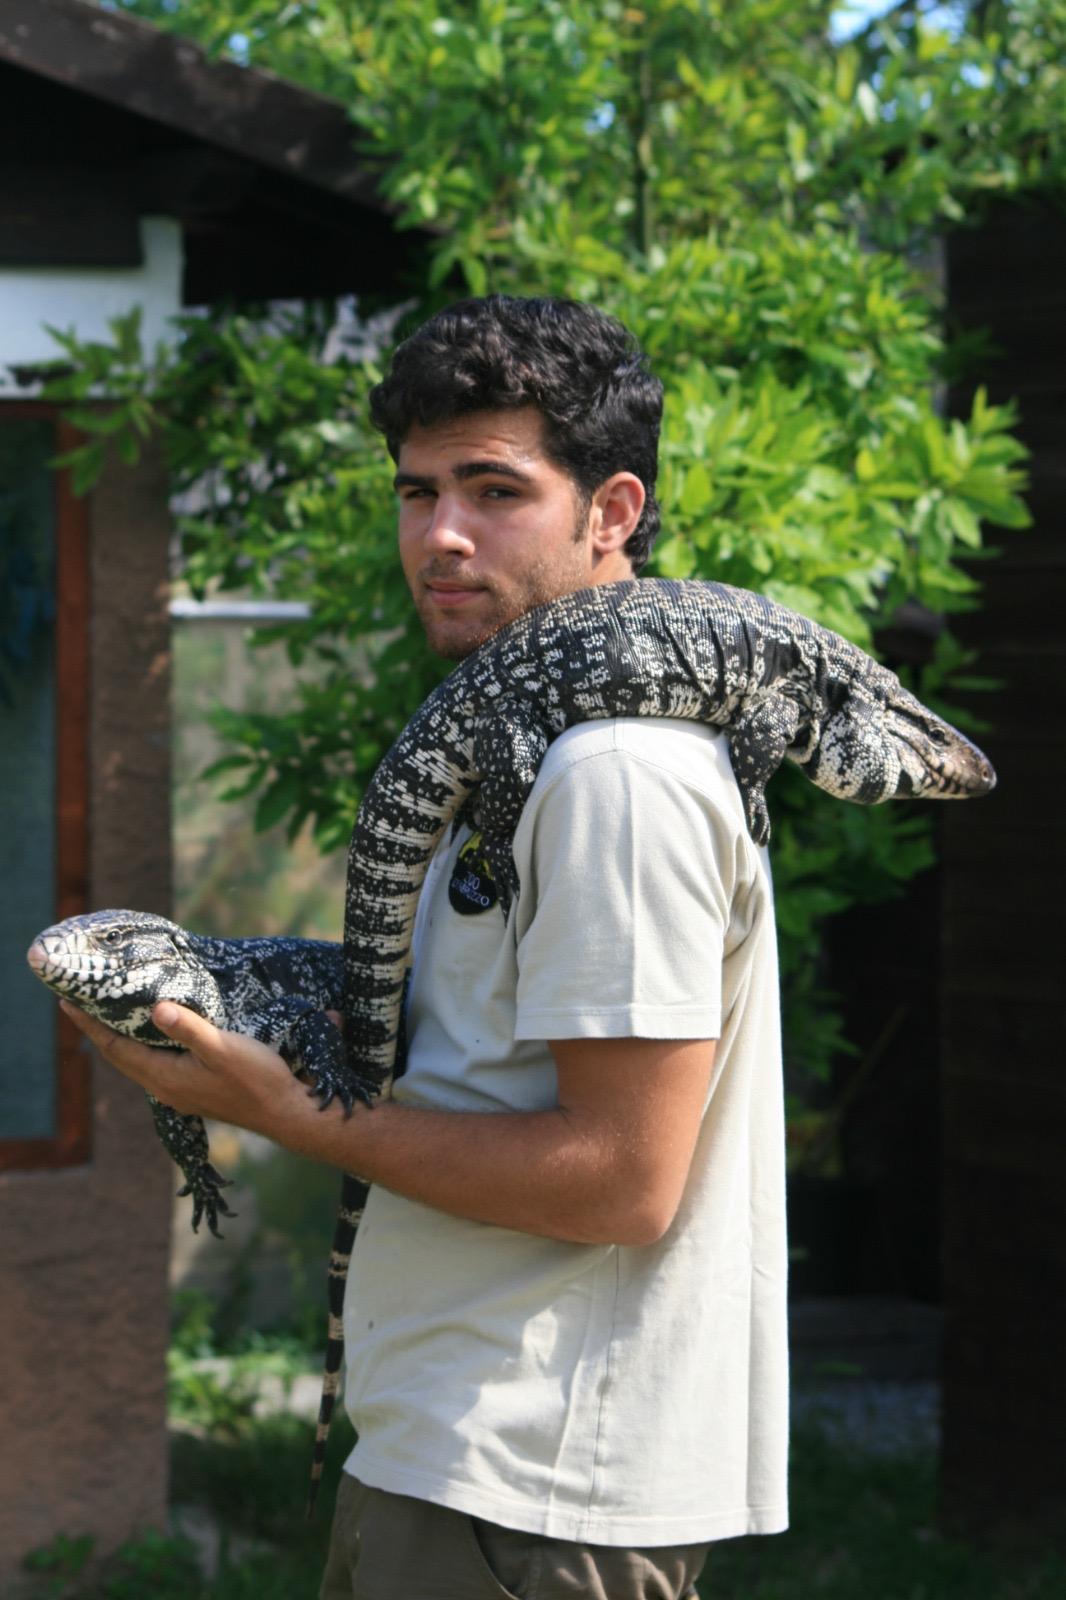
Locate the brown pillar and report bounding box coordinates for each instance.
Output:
[0,443,173,1581]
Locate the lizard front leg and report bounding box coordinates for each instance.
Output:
[238,998,359,1114]
[727,687,805,846]
[147,1092,236,1237]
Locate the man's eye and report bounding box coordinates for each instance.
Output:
[483,486,517,499]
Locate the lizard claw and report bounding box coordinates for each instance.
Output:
[304,1072,354,1114]
[179,1163,237,1238]
[306,1076,373,1116]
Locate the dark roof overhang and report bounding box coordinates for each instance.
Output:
[0,0,430,303]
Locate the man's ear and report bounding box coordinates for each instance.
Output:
[588,472,645,555]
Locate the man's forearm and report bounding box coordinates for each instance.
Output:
[58,1001,711,1248]
[256,1074,654,1246]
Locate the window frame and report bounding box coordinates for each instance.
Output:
[0,402,91,1169]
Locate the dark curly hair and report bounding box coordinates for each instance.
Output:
[368,296,663,571]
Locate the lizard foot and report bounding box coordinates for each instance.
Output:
[178,1162,237,1238]
[289,1011,368,1115]
[305,1075,376,1116]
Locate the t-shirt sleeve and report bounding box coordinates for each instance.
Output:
[512,740,735,1041]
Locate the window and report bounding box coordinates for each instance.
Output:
[0,407,90,1167]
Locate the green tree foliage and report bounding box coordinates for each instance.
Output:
[60,0,1050,1091]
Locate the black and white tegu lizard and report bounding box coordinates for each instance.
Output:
[26,576,997,1510]
[26,916,345,1233]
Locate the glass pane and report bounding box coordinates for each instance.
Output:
[0,419,57,1139]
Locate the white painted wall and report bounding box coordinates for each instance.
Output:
[0,217,184,394]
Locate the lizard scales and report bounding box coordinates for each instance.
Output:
[26,577,996,1512]
[340,577,993,1104]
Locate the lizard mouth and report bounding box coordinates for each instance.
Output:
[26,935,78,989]
[888,711,997,799]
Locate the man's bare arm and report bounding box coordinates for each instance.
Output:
[61,1001,714,1246]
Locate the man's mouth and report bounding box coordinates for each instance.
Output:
[425,582,485,609]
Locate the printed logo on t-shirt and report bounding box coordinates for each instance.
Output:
[448,831,498,915]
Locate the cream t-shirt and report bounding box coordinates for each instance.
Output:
[342,717,788,1545]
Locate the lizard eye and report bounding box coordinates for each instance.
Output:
[102,930,122,944]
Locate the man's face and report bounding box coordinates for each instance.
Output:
[395,408,606,661]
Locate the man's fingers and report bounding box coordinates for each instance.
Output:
[59,997,289,1123]
[151,1000,223,1057]
[59,999,186,1087]
[153,1002,294,1087]
[60,997,211,1061]
[61,999,130,1056]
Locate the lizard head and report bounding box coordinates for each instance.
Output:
[883,692,997,800]
[27,909,217,1043]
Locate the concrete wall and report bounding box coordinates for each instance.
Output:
[0,216,182,393]
[0,445,174,1583]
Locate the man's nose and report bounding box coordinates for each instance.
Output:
[422,496,475,553]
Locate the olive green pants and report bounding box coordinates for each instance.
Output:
[319,1475,709,1600]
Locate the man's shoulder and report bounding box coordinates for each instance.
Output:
[514,716,764,909]
[535,716,736,800]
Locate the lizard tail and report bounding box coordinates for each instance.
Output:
[306,1173,369,1519]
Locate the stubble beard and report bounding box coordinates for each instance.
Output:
[419,507,592,662]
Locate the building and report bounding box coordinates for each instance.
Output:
[0,0,424,1579]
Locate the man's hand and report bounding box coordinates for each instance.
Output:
[63,1001,715,1247]
[60,999,300,1133]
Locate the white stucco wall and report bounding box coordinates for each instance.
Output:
[0,217,184,394]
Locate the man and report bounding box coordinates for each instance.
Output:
[65,297,788,1599]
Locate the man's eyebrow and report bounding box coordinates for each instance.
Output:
[392,460,533,492]
[453,460,532,484]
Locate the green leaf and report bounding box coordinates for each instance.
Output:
[116,428,141,467]
[835,45,859,104]
[70,443,106,496]
[943,497,982,548]
[462,254,489,296]
[200,754,254,782]
[856,82,879,124]
[254,773,303,833]
[109,306,145,364]
[680,462,713,515]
